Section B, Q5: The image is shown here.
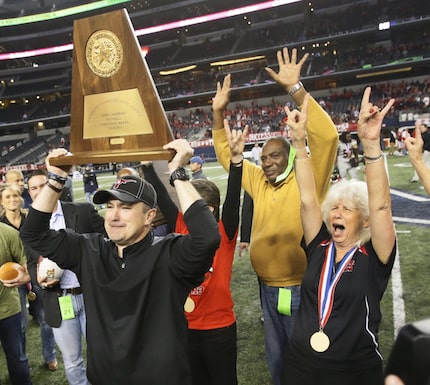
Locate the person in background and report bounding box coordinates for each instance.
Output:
[141,120,245,385]
[251,143,262,165]
[82,165,99,204]
[211,47,338,385]
[5,170,35,326]
[20,140,220,385]
[26,168,105,385]
[117,167,139,179]
[0,221,33,385]
[0,182,58,372]
[282,89,395,385]
[189,156,207,180]
[388,128,398,156]
[337,131,359,180]
[118,166,171,237]
[61,176,74,202]
[5,169,32,209]
[407,121,430,189]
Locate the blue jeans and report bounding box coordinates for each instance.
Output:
[260,283,301,385]
[0,312,33,385]
[52,293,89,385]
[32,284,57,363]
[18,284,28,351]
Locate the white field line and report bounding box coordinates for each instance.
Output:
[393,216,430,226]
[391,229,406,338]
[390,188,430,202]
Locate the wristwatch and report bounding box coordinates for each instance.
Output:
[169,167,190,186]
[288,81,303,96]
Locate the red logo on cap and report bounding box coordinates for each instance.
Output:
[113,178,138,189]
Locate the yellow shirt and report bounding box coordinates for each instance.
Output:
[213,97,338,286]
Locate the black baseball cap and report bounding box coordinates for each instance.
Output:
[93,175,157,208]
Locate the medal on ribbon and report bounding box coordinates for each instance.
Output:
[310,241,357,352]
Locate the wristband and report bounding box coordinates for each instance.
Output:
[364,153,383,164]
[48,172,67,185]
[288,81,303,96]
[46,181,63,193]
[364,153,383,161]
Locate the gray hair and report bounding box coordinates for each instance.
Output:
[321,180,370,245]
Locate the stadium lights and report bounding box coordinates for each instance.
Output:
[355,67,412,78]
[159,65,197,75]
[0,0,131,27]
[0,0,301,61]
[210,55,266,66]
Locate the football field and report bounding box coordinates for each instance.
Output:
[1,154,429,384]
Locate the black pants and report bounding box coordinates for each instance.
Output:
[282,358,384,385]
[187,322,238,385]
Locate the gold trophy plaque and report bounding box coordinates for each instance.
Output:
[51,8,174,166]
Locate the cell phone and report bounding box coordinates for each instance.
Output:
[384,318,430,385]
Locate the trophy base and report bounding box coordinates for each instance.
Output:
[49,149,174,166]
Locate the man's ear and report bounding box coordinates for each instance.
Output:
[146,208,158,225]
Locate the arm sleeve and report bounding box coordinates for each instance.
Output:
[6,226,27,266]
[222,163,242,240]
[240,190,254,243]
[142,164,178,229]
[306,97,339,198]
[171,200,220,286]
[20,207,82,270]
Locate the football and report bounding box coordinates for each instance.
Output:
[38,258,64,280]
[0,261,21,281]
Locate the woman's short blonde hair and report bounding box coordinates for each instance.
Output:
[0,183,24,216]
[320,179,370,245]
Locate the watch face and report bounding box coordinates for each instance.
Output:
[176,168,187,179]
[170,167,189,186]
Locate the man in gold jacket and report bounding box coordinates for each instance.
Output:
[211,48,338,385]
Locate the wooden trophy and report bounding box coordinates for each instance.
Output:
[51,8,174,166]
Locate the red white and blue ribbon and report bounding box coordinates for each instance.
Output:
[317,241,357,330]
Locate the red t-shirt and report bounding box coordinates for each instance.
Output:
[175,212,237,330]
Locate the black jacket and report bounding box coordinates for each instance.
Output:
[26,202,105,327]
[21,199,220,385]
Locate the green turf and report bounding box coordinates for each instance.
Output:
[1,154,429,384]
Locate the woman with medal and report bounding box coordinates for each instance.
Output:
[281,89,396,385]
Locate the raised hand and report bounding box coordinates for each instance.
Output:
[45,148,72,177]
[224,119,248,159]
[358,87,394,142]
[163,139,194,172]
[284,93,310,148]
[405,126,424,162]
[212,74,232,112]
[265,47,308,89]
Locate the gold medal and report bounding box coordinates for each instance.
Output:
[184,296,195,313]
[310,330,330,352]
[27,291,37,301]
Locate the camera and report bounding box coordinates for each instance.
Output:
[384,318,430,385]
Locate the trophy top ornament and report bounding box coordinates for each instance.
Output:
[85,29,123,78]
